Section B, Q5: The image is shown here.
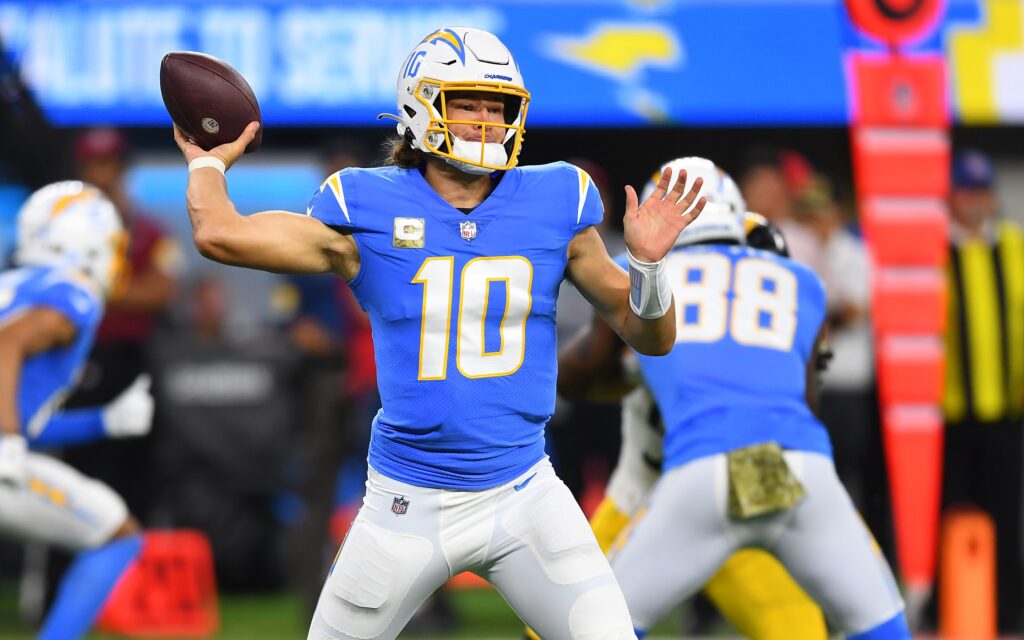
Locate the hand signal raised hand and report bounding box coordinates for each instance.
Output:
[623,167,707,263]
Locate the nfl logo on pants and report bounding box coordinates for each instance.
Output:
[392,495,409,515]
[460,220,477,240]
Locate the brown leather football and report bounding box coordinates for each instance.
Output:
[160,51,262,153]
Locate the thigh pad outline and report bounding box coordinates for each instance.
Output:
[318,520,433,639]
[568,585,636,640]
[503,484,610,586]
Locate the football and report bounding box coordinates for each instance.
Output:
[160,51,262,153]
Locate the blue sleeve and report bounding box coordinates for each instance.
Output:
[566,163,604,236]
[306,170,357,232]
[36,280,101,335]
[28,408,106,449]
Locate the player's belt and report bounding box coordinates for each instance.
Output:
[726,442,806,519]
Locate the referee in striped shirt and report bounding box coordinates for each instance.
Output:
[943,149,1024,632]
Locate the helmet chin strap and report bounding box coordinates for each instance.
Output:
[445,136,508,175]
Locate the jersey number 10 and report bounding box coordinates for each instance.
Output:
[413,256,533,380]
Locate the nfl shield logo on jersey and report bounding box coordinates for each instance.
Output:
[392,495,410,515]
[459,220,477,241]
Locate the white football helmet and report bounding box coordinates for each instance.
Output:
[15,181,126,296]
[383,27,530,175]
[640,157,746,248]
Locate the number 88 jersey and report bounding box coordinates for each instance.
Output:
[621,244,832,472]
[306,162,603,490]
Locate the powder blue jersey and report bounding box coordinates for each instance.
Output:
[617,244,831,470]
[0,265,102,439]
[307,162,603,489]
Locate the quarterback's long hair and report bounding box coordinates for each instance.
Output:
[385,136,426,169]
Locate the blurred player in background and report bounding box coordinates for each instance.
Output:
[739,147,819,267]
[173,25,706,640]
[556,158,827,640]
[64,126,182,520]
[0,182,148,640]
[561,161,910,639]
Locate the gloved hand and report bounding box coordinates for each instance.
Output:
[0,434,28,488]
[103,375,154,438]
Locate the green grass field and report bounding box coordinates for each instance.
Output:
[0,587,699,640]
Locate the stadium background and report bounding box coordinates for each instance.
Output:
[0,0,1023,638]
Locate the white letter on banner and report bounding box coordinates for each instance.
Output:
[279,8,324,104]
[199,8,271,99]
[0,6,28,59]
[277,6,501,108]
[117,9,187,104]
[317,9,362,102]
[17,6,73,104]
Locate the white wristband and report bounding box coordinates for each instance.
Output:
[188,156,226,175]
[627,249,673,319]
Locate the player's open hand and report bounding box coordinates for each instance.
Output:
[173,121,260,171]
[623,167,706,263]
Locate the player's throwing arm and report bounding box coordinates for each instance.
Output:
[162,54,358,278]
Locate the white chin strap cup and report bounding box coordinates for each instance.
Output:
[445,137,508,175]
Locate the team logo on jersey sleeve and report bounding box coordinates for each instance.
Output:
[393,218,425,248]
[392,495,410,515]
[459,220,477,241]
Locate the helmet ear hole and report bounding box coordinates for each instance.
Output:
[403,105,416,119]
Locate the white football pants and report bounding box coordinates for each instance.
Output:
[0,451,127,550]
[308,457,636,640]
[610,451,905,636]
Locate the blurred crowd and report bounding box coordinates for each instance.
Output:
[1,119,1023,634]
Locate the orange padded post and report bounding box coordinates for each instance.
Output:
[876,336,944,405]
[848,53,947,127]
[845,0,950,601]
[882,406,944,587]
[939,508,997,639]
[872,268,947,336]
[861,198,948,266]
[97,530,219,638]
[852,128,950,197]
